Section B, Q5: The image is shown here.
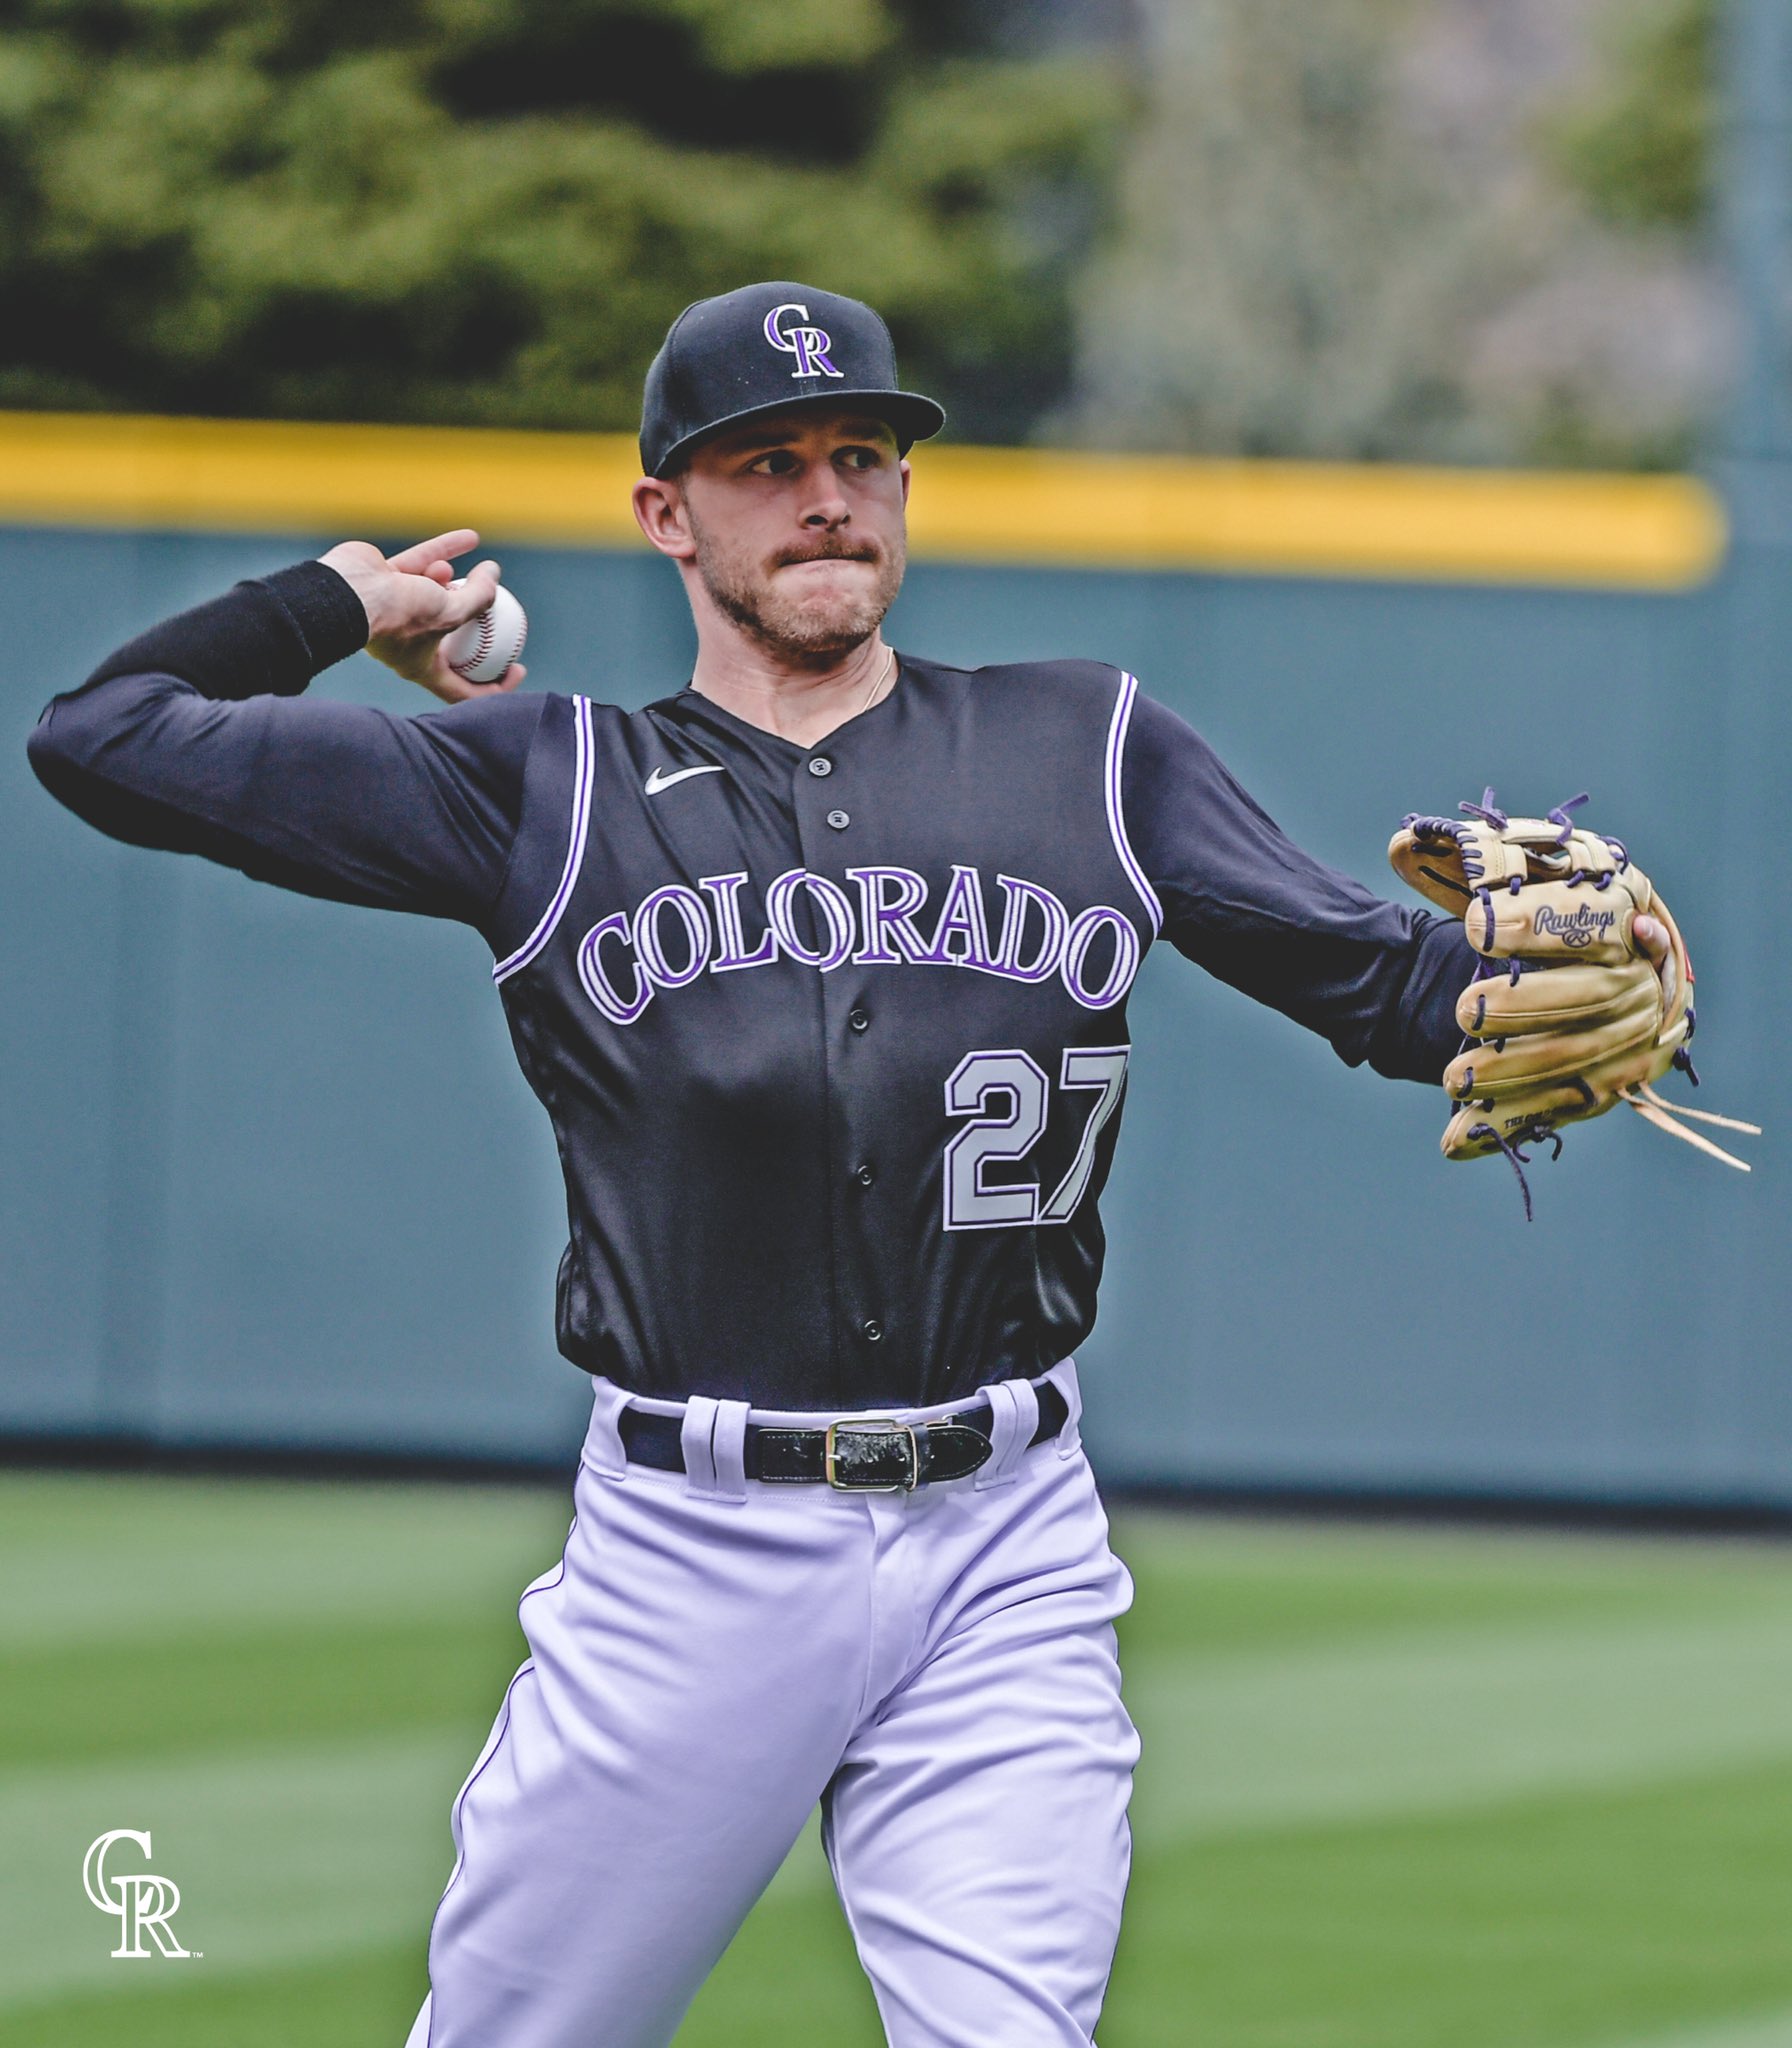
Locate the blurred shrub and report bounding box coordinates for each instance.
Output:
[1060,0,1724,469]
[0,0,1121,435]
[1552,0,1714,233]
[1062,0,1515,462]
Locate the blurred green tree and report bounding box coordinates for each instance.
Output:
[1552,0,1714,234]
[1061,0,1724,470]
[0,0,1120,436]
[1062,0,1514,463]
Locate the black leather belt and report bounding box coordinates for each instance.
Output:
[618,1380,1070,1491]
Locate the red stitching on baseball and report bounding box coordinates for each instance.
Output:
[452,610,498,678]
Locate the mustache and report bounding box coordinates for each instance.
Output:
[773,540,880,567]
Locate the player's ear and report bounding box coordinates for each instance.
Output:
[632,476,697,561]
[899,457,911,507]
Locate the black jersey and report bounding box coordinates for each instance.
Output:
[29,562,1470,1409]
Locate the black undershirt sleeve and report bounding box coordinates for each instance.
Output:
[1121,687,1470,1084]
[26,560,547,933]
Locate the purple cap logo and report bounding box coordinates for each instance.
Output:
[763,302,843,381]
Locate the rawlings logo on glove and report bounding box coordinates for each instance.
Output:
[1530,901,1619,946]
[1389,790,1758,1214]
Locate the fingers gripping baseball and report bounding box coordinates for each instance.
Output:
[317,532,525,703]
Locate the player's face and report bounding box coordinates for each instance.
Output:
[676,412,909,661]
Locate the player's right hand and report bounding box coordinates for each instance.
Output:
[318,530,527,704]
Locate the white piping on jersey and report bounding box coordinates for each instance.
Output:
[492,694,596,985]
[1105,671,1164,937]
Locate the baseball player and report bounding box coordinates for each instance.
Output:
[27,282,1680,2047]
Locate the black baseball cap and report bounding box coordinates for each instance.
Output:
[639,281,946,478]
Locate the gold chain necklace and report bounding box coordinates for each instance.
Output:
[859,643,896,714]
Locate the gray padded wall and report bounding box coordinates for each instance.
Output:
[3,525,1784,1502]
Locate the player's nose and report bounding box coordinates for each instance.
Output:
[800,474,850,527]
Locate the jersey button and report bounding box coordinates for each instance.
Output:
[855,1162,876,1187]
[848,1007,870,1032]
[808,756,833,777]
[862,1319,883,1343]
[826,809,850,830]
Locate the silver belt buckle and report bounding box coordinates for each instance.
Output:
[824,1417,920,1492]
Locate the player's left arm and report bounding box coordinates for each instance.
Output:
[1119,687,1476,1082]
[1119,691,1678,1081]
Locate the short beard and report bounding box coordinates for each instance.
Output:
[687,509,905,664]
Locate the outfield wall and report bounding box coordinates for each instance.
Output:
[3,417,1786,1506]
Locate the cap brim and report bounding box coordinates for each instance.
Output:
[650,388,946,478]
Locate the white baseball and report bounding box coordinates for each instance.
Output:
[442,580,528,684]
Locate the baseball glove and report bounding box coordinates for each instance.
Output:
[1389,791,1756,1209]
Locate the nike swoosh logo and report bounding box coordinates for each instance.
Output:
[644,764,725,796]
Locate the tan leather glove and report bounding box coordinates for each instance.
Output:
[1389,792,1755,1197]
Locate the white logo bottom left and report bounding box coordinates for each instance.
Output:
[83,1829,193,1959]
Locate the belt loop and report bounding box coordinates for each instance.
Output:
[712,1399,750,1501]
[584,1378,632,1479]
[1049,1358,1084,1455]
[680,1397,720,1495]
[680,1397,750,1503]
[974,1377,1039,1489]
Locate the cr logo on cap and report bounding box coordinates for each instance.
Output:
[763,302,843,381]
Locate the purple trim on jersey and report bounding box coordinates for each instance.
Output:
[847,865,931,964]
[767,868,855,970]
[921,863,997,968]
[1105,672,1164,937]
[1062,904,1141,1011]
[578,913,654,1024]
[991,874,1070,983]
[633,884,713,989]
[493,696,595,985]
[701,871,779,971]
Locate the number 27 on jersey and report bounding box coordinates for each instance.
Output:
[942,1047,1129,1231]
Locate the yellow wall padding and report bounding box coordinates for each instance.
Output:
[0,410,1727,590]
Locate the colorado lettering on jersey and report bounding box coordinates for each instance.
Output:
[575,863,1142,1027]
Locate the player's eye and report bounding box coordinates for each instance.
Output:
[746,449,800,476]
[838,446,884,471]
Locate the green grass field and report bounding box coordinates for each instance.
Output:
[3,1471,1791,2048]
